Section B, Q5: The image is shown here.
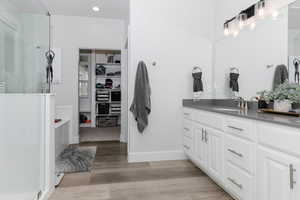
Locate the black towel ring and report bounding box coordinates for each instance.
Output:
[193,66,202,73]
[230,67,239,73]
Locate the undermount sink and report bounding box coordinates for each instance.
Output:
[213,108,242,112]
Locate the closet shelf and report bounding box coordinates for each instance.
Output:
[96,88,121,91]
[96,113,121,116]
[96,101,121,104]
[97,63,121,66]
[96,76,121,78]
[80,123,91,128]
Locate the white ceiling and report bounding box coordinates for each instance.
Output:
[43,0,129,20]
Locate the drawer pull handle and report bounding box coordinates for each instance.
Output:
[184,145,190,150]
[201,129,204,141]
[227,177,243,189]
[184,127,190,132]
[228,126,244,132]
[228,149,243,158]
[204,130,208,143]
[290,164,297,189]
[184,113,190,116]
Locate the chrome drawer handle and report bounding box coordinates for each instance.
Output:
[184,145,190,150]
[184,113,190,116]
[228,126,244,132]
[290,164,297,189]
[228,149,243,158]
[184,127,190,131]
[227,177,243,189]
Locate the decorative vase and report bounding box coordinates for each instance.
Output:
[273,100,292,112]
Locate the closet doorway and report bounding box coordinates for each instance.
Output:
[78,49,122,142]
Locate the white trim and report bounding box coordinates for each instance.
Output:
[128,150,187,163]
[39,187,55,200]
[71,136,80,144]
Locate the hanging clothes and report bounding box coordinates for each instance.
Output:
[130,61,151,133]
[229,73,239,92]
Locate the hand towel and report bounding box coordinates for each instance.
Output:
[192,72,203,92]
[273,64,289,90]
[230,73,239,92]
[130,61,151,133]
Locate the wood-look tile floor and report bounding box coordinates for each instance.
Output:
[50,141,233,200]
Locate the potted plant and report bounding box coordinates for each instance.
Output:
[257,82,300,112]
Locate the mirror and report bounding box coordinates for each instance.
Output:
[289,0,300,85]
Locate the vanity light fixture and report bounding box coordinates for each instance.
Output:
[224,22,230,36]
[231,17,240,37]
[92,6,100,12]
[223,0,288,37]
[237,13,247,29]
[256,0,266,18]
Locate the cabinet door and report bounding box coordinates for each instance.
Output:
[194,124,207,168]
[207,128,223,182]
[257,146,300,200]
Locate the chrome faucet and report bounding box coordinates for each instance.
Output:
[235,97,248,110]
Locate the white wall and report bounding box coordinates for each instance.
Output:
[52,15,125,143]
[128,0,214,162]
[213,0,289,99]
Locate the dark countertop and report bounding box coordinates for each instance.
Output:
[183,99,300,129]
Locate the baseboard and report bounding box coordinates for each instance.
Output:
[70,136,79,144]
[39,186,55,200]
[128,150,187,163]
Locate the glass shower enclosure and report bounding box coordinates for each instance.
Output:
[0,0,52,199]
[0,0,50,93]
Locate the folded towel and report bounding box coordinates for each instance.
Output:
[273,64,288,90]
[192,72,203,92]
[130,61,151,133]
[230,73,239,92]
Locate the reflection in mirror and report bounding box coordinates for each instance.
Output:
[289,0,300,85]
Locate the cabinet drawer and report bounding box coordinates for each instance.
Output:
[257,122,300,156]
[194,110,223,131]
[183,108,193,120]
[225,118,254,140]
[224,162,254,200]
[183,120,193,139]
[183,136,193,157]
[225,134,255,174]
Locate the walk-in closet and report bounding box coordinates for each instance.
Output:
[79,49,122,142]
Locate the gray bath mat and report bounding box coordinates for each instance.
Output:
[56,146,97,173]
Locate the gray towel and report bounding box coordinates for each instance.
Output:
[130,61,151,133]
[229,73,239,92]
[273,64,288,90]
[192,72,203,92]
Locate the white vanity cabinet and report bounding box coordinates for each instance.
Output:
[183,106,300,200]
[257,146,300,200]
[193,123,208,168]
[256,123,300,200]
[206,127,224,183]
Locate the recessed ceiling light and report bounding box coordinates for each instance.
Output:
[92,6,100,12]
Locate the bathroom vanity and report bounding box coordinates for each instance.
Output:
[182,99,300,200]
